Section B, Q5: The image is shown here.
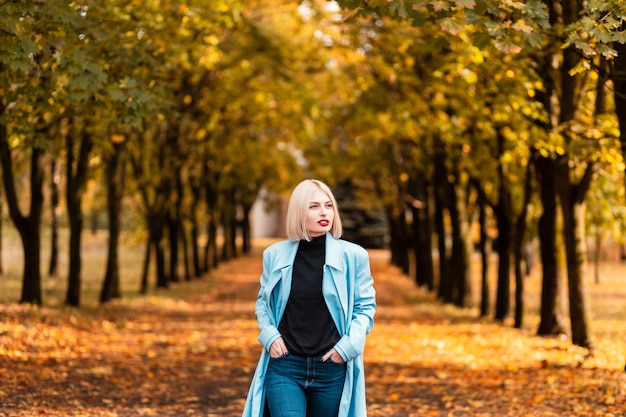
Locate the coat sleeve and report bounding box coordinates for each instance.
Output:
[255,248,282,351]
[334,248,376,361]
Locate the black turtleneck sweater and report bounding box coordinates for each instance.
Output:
[278,234,341,357]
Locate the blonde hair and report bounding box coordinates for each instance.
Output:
[285,179,342,241]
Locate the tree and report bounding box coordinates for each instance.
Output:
[0,102,45,305]
[64,117,95,306]
[0,2,74,304]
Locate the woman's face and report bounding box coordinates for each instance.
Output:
[306,188,334,237]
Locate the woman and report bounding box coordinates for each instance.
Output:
[242,179,377,417]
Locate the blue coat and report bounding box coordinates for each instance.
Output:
[242,233,377,417]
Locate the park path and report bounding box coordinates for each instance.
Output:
[0,244,624,416]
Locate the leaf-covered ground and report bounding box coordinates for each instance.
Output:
[1,247,625,416]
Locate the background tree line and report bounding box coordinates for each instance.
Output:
[1,0,626,358]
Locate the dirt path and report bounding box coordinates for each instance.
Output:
[0,247,624,416]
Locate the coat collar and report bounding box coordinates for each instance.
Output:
[271,240,299,273]
[324,233,344,271]
[271,233,344,272]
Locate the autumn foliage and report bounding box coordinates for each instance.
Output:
[1,247,625,416]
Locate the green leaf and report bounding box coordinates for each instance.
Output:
[494,39,522,54]
[367,0,389,10]
[389,0,409,18]
[454,0,476,9]
[409,10,430,26]
[440,18,466,35]
[596,43,618,59]
[472,33,492,49]
[107,85,127,102]
[522,31,544,49]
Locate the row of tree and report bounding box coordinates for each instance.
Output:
[1,0,307,305]
[0,1,380,308]
[327,0,626,355]
[1,1,626,360]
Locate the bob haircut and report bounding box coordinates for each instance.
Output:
[285,179,343,241]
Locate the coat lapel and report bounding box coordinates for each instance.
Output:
[324,234,349,327]
[271,240,299,321]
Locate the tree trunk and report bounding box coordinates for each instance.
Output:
[560,191,594,349]
[241,184,260,255]
[189,171,203,278]
[48,158,59,277]
[555,0,594,349]
[175,173,191,282]
[409,172,434,290]
[493,131,513,321]
[241,202,252,255]
[513,161,532,329]
[386,204,410,275]
[448,172,472,308]
[493,203,512,321]
[221,193,234,262]
[0,187,3,275]
[180,219,191,282]
[207,216,219,270]
[65,124,93,307]
[0,125,45,304]
[100,141,126,303]
[203,173,220,272]
[529,0,566,337]
[129,128,171,292]
[433,147,451,302]
[535,155,566,336]
[142,217,168,290]
[202,216,211,274]
[20,223,43,305]
[614,36,626,193]
[230,192,240,258]
[190,220,202,277]
[137,204,169,293]
[241,182,260,256]
[513,238,525,329]
[167,210,180,283]
[476,194,490,318]
[140,239,151,294]
[152,219,168,289]
[167,169,186,282]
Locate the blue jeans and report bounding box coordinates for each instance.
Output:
[265,353,347,417]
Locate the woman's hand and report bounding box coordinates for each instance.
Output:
[269,337,289,358]
[321,348,345,363]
